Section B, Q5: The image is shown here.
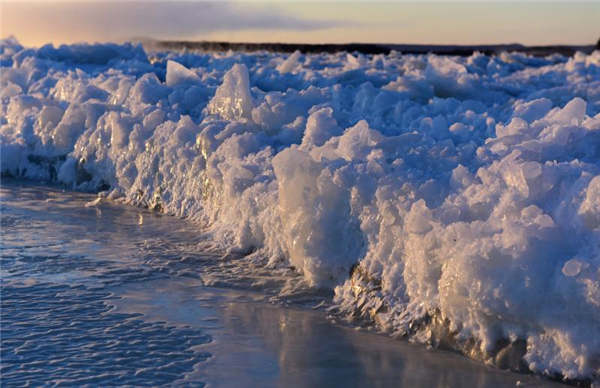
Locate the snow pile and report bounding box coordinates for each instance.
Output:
[2,37,599,382]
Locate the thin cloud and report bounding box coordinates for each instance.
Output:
[2,1,347,45]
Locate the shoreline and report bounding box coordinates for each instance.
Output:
[146,39,597,56]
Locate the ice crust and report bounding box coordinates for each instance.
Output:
[2,37,600,382]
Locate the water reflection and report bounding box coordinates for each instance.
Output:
[113,279,562,388]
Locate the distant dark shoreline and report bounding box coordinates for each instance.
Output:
[147,40,597,57]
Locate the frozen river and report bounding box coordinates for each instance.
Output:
[1,181,564,387]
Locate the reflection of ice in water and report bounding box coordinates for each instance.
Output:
[1,182,563,387]
[114,280,561,388]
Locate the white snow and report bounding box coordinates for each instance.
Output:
[1,37,599,382]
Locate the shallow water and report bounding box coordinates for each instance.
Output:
[0,181,564,387]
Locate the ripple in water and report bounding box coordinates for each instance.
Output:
[1,283,210,386]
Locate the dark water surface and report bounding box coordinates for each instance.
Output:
[0,181,564,387]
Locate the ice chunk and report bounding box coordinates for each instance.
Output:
[50,104,88,154]
[345,53,365,69]
[405,200,433,234]
[336,120,383,161]
[207,64,253,121]
[513,98,553,123]
[450,164,474,190]
[547,97,587,125]
[105,112,132,149]
[276,50,301,74]
[301,107,342,148]
[273,148,363,286]
[0,81,22,98]
[425,55,476,97]
[579,175,600,229]
[383,74,434,101]
[36,42,148,65]
[166,60,200,87]
[0,67,28,89]
[172,115,200,145]
[130,73,167,105]
[37,105,64,131]
[57,157,77,184]
[495,117,530,138]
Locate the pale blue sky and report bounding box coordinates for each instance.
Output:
[2,1,599,47]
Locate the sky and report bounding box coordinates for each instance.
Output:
[1,1,599,47]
